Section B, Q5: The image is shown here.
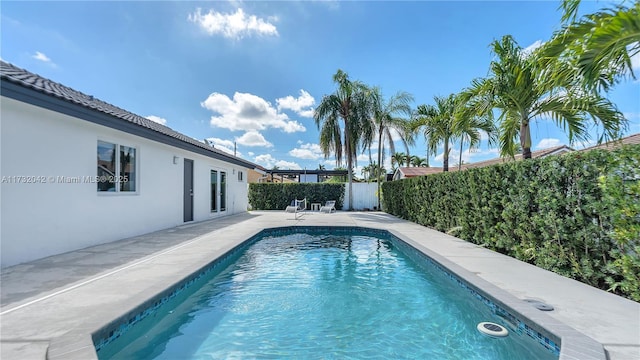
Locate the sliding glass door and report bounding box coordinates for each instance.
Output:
[210,169,227,214]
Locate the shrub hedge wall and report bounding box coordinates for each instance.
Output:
[249,183,345,211]
[382,145,640,301]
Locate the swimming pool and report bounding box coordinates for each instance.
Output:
[95,227,558,359]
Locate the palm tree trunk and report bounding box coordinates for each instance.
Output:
[443,139,449,172]
[345,127,353,211]
[458,139,463,171]
[377,129,383,211]
[521,119,532,159]
[425,147,429,167]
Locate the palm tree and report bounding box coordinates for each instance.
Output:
[361,164,371,182]
[453,97,497,171]
[363,87,414,209]
[467,35,626,159]
[542,1,639,91]
[314,70,372,210]
[370,162,385,182]
[413,95,461,172]
[391,152,407,169]
[409,155,428,167]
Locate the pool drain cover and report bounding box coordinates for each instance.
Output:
[524,299,554,311]
[477,322,509,337]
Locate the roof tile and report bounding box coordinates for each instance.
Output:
[0,61,256,168]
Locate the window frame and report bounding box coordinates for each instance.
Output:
[97,140,138,195]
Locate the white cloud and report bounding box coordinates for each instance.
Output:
[535,138,563,149]
[253,154,301,169]
[235,131,273,147]
[523,40,543,57]
[276,90,315,117]
[434,150,463,167]
[289,142,323,160]
[254,154,277,168]
[624,111,640,120]
[479,129,490,141]
[248,151,255,156]
[204,137,241,156]
[432,146,500,167]
[289,148,318,160]
[188,7,278,40]
[276,160,301,170]
[32,51,55,66]
[146,115,167,125]
[357,154,371,162]
[253,154,302,170]
[206,137,234,148]
[201,92,306,133]
[215,145,239,156]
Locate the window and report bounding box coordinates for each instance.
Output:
[97,140,136,192]
[238,171,243,182]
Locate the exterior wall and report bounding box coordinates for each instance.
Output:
[0,97,250,267]
[342,182,380,210]
[247,169,268,183]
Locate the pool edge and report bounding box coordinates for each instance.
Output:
[47,225,606,360]
[387,229,606,360]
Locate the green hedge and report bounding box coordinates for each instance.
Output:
[382,145,640,301]
[249,183,345,210]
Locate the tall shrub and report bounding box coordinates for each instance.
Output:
[382,145,640,300]
[249,183,345,211]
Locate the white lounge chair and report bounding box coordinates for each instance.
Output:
[320,200,336,213]
[285,198,306,219]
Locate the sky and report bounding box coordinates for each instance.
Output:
[2,1,638,175]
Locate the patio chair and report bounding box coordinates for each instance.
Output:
[320,200,336,213]
[285,198,306,219]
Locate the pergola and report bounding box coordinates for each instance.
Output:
[263,169,348,183]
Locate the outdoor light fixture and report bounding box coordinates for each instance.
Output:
[173,156,179,165]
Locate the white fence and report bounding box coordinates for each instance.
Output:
[342,182,380,210]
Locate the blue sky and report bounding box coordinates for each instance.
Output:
[2,1,638,175]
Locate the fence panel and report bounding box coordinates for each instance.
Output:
[342,183,380,210]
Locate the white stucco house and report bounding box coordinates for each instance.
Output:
[0,61,259,267]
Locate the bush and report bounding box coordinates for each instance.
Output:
[382,145,640,301]
[249,183,345,210]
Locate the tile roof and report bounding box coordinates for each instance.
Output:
[461,145,573,169]
[0,60,257,168]
[394,145,574,178]
[396,167,445,177]
[580,133,640,151]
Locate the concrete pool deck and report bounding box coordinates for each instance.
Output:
[1,211,638,360]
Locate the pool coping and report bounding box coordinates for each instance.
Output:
[57,225,603,360]
[388,229,606,360]
[2,212,640,360]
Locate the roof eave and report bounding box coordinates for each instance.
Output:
[1,79,257,169]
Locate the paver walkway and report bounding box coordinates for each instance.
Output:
[1,211,638,360]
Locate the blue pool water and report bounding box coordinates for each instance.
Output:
[98,230,557,359]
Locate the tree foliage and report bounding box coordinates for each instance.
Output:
[542,0,640,92]
[382,145,640,301]
[249,183,345,211]
[466,35,626,159]
[314,70,373,210]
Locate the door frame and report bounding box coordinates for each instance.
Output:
[209,167,228,216]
